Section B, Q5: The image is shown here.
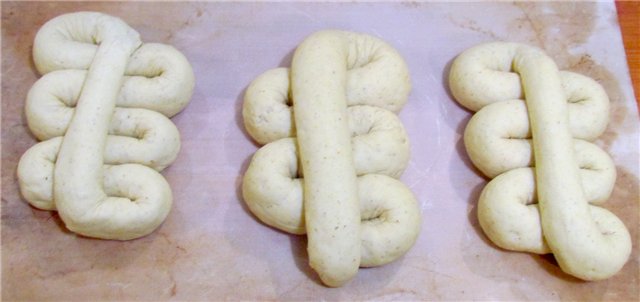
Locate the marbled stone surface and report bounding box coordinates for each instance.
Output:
[2,1,638,300]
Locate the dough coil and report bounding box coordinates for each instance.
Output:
[449,42,631,280]
[17,12,194,240]
[242,30,420,287]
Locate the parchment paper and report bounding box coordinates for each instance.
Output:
[2,1,638,300]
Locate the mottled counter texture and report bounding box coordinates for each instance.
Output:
[2,1,638,301]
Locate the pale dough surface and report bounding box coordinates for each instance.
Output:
[449,42,631,280]
[17,12,194,240]
[242,30,418,287]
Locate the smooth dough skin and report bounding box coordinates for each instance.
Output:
[242,30,417,287]
[17,12,194,240]
[242,138,420,266]
[291,31,363,287]
[449,42,631,280]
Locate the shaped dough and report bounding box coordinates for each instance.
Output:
[242,30,419,287]
[17,12,194,240]
[450,42,631,280]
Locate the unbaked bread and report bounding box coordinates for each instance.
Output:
[17,12,194,240]
[242,30,419,287]
[450,42,631,280]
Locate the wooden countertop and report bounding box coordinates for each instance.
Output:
[616,1,640,110]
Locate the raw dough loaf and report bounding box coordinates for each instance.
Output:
[17,12,194,240]
[242,30,419,287]
[449,42,631,280]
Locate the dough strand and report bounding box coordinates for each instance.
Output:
[242,30,418,287]
[450,42,631,280]
[291,31,361,287]
[18,12,194,240]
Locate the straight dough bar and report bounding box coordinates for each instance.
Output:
[242,30,420,287]
[449,42,631,280]
[17,12,195,240]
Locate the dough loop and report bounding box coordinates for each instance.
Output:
[242,31,419,287]
[17,12,194,240]
[450,42,631,280]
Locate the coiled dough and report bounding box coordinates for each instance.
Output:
[449,42,631,280]
[17,12,194,240]
[242,138,420,267]
[242,30,418,287]
[243,59,411,145]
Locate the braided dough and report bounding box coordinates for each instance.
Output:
[17,12,194,240]
[242,30,419,287]
[450,42,631,280]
